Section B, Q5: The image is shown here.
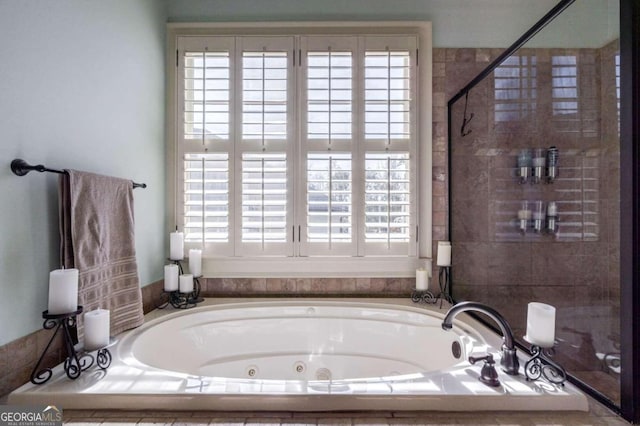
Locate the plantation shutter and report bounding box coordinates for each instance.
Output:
[178,37,235,256]
[235,37,294,256]
[299,36,357,256]
[360,36,417,256]
[175,33,419,260]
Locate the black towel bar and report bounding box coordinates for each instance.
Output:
[10,159,147,189]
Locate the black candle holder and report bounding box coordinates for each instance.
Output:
[191,275,204,304]
[410,266,454,307]
[161,287,199,309]
[411,289,437,304]
[437,266,454,308]
[30,306,113,385]
[169,258,184,274]
[159,259,202,309]
[524,344,567,386]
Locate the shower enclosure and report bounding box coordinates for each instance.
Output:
[448,0,638,421]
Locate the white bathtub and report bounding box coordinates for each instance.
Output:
[10,299,588,412]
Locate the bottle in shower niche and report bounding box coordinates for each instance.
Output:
[546,202,559,234]
[532,201,545,233]
[532,149,546,184]
[517,149,532,184]
[518,201,532,234]
[546,146,559,183]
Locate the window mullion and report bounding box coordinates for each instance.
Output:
[233,40,243,256]
[328,155,333,249]
[355,37,365,257]
[387,50,392,147]
[201,156,205,247]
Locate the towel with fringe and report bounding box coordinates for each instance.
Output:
[59,170,144,338]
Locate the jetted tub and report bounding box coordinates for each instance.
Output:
[9,299,588,412]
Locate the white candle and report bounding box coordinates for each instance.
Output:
[84,309,110,351]
[164,264,179,292]
[436,241,451,267]
[525,302,556,348]
[169,231,184,260]
[416,268,429,291]
[189,249,202,277]
[179,274,194,293]
[47,268,79,314]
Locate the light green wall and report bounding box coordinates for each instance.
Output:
[165,0,618,48]
[0,0,166,346]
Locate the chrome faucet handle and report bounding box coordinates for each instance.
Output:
[468,354,501,387]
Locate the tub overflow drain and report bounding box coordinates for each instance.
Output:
[451,341,462,359]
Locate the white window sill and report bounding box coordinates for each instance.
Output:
[201,256,430,278]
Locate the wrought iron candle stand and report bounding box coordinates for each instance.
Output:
[524,344,567,386]
[30,306,113,385]
[437,266,454,308]
[410,266,454,307]
[160,259,202,309]
[411,289,436,304]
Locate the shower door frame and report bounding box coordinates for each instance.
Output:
[446,0,639,422]
[618,0,639,423]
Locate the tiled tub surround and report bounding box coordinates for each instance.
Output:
[9,298,588,412]
[449,43,621,403]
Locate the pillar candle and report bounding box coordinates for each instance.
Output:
[189,249,202,277]
[84,309,110,351]
[179,274,194,293]
[164,264,179,292]
[525,302,556,348]
[416,268,429,291]
[436,241,451,267]
[48,268,79,314]
[169,231,184,260]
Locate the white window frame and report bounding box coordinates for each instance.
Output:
[167,22,432,277]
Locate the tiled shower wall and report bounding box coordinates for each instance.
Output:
[449,42,621,402]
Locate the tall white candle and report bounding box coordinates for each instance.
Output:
[525,302,556,348]
[169,231,184,260]
[436,241,452,267]
[164,264,179,292]
[48,268,79,314]
[416,268,429,291]
[84,309,110,351]
[179,274,194,293]
[189,249,202,277]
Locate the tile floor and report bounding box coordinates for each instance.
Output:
[2,386,631,425]
[57,396,631,426]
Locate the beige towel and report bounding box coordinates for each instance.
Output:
[59,170,144,338]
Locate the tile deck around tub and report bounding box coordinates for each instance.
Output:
[9,299,592,416]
